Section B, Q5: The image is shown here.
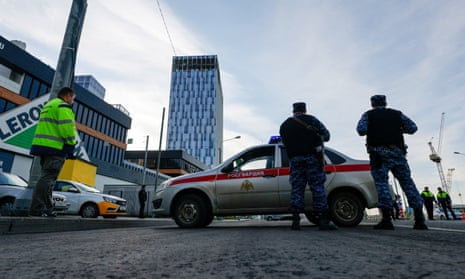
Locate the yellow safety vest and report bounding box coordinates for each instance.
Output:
[31,97,76,151]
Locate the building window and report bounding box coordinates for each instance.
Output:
[0,62,24,93]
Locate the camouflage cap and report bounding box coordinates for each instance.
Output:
[292,102,306,113]
[370,95,387,107]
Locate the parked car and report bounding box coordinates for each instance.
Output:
[53,180,127,218]
[0,172,69,216]
[152,141,378,228]
[434,207,464,220]
[265,214,293,221]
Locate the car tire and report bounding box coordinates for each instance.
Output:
[0,197,15,216]
[329,191,364,227]
[81,203,99,218]
[173,194,208,228]
[266,216,273,221]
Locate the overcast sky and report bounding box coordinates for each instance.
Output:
[1,0,465,202]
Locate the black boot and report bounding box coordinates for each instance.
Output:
[413,207,428,230]
[374,208,394,230]
[291,213,301,230]
[318,211,338,230]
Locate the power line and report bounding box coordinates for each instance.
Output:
[156,0,177,56]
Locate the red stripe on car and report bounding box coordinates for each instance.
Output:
[170,164,370,186]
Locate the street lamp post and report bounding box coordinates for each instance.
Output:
[219,136,241,163]
[142,135,149,186]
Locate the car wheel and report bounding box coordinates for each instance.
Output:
[329,191,364,227]
[173,194,208,228]
[81,203,99,218]
[0,197,15,216]
[266,216,273,221]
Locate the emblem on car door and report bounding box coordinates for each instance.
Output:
[240,180,254,192]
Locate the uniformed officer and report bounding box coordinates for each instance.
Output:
[29,87,77,217]
[437,187,456,220]
[357,95,427,230]
[421,186,436,220]
[280,102,337,230]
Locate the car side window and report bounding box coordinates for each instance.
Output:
[232,146,275,171]
[280,147,289,167]
[280,147,344,166]
[54,182,75,192]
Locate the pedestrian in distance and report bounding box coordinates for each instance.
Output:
[356,94,427,230]
[138,185,148,218]
[29,87,77,217]
[391,194,401,220]
[279,102,337,231]
[437,187,456,220]
[421,186,437,220]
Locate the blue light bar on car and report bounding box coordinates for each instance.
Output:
[268,136,282,144]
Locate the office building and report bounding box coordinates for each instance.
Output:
[125,149,208,177]
[75,75,106,99]
[0,35,167,188]
[166,55,223,167]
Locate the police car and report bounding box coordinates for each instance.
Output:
[152,139,377,228]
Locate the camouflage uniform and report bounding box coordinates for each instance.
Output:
[357,104,422,210]
[289,155,327,213]
[366,145,422,209]
[280,102,336,230]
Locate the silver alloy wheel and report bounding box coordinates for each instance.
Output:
[81,203,98,218]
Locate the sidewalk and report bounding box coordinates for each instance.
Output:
[0,216,175,235]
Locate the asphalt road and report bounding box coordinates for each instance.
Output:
[1,218,464,278]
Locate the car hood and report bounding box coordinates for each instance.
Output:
[94,192,126,202]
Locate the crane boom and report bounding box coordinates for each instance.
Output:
[428,142,448,192]
[428,112,449,193]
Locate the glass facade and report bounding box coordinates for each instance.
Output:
[166,55,223,167]
[0,35,134,180]
[75,75,106,99]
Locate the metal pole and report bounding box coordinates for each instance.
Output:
[154,107,165,192]
[142,135,149,185]
[13,0,88,216]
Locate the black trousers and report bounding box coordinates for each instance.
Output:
[424,201,434,220]
[139,202,146,218]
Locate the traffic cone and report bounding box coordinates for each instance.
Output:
[461,210,465,221]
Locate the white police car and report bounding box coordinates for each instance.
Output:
[153,140,377,228]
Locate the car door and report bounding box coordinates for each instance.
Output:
[215,146,279,210]
[53,181,82,214]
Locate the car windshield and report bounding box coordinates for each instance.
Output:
[75,182,100,193]
[0,172,28,187]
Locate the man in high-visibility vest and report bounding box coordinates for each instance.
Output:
[421,186,436,220]
[29,87,77,217]
[437,187,457,220]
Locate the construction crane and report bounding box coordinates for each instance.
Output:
[428,112,449,193]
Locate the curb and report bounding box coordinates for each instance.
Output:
[0,216,174,234]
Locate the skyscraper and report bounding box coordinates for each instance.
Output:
[166,55,223,167]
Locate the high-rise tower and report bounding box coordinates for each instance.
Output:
[166,55,223,167]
